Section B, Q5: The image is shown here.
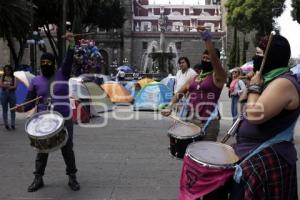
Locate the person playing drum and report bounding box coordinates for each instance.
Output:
[16,32,80,192]
[161,26,226,142]
[231,34,299,199]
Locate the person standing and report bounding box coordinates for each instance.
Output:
[0,65,17,130]
[229,67,246,122]
[174,57,197,118]
[162,26,226,142]
[174,57,197,93]
[16,32,80,192]
[231,34,299,199]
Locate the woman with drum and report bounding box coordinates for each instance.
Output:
[16,32,80,192]
[0,65,17,130]
[231,34,299,199]
[161,26,226,142]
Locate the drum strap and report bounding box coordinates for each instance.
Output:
[202,106,219,134]
[234,120,296,183]
[45,76,55,110]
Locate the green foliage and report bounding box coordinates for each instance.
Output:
[0,0,31,40]
[82,0,126,30]
[33,0,125,31]
[291,0,300,23]
[226,0,285,36]
[0,0,31,67]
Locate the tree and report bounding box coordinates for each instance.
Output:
[0,0,31,69]
[33,0,126,64]
[291,0,300,23]
[226,0,286,37]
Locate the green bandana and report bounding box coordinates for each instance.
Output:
[263,67,291,85]
[198,71,212,80]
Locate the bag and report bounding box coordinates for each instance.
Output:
[237,80,248,103]
[71,98,90,124]
[239,89,248,103]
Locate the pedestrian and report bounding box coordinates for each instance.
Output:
[229,67,246,122]
[16,32,80,192]
[0,65,17,130]
[231,34,299,199]
[162,26,226,142]
[174,57,197,119]
[174,57,197,93]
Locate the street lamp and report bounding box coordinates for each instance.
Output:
[27,31,44,75]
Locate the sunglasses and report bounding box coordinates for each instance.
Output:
[40,60,53,65]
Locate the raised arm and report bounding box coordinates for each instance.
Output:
[61,32,75,78]
[197,27,226,88]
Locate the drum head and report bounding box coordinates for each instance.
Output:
[26,111,64,138]
[186,141,239,167]
[168,122,201,139]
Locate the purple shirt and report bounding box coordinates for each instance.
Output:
[25,49,74,117]
[234,74,300,165]
[188,74,223,121]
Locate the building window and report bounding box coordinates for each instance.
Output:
[175,42,181,50]
[142,42,148,50]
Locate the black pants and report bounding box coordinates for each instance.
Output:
[34,119,77,176]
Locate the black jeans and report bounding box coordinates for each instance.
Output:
[34,119,78,176]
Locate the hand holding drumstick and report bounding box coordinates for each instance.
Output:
[10,96,42,112]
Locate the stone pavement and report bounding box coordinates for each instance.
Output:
[0,89,299,200]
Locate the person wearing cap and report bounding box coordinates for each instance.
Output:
[16,32,80,192]
[231,34,299,199]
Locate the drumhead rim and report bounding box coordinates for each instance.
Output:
[168,132,203,139]
[186,141,239,168]
[25,111,65,139]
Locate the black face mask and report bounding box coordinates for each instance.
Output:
[252,55,263,72]
[201,60,213,73]
[41,65,55,78]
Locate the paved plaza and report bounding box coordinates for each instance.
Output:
[0,89,299,200]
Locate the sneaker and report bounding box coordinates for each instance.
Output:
[27,176,44,192]
[11,125,15,130]
[5,125,10,130]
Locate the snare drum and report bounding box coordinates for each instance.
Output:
[25,111,68,153]
[179,141,239,200]
[167,122,202,159]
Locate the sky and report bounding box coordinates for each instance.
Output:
[150,0,300,58]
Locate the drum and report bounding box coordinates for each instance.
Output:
[167,122,202,159]
[179,141,239,199]
[25,111,68,153]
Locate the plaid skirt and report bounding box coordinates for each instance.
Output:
[239,146,298,200]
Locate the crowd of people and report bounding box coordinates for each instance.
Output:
[0,27,299,199]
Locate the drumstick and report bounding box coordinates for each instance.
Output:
[221,117,241,144]
[168,115,190,126]
[10,96,42,111]
[259,31,276,74]
[61,32,98,38]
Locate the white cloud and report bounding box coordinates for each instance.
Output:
[276,0,300,58]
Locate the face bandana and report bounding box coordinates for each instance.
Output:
[201,60,213,73]
[41,65,55,78]
[252,55,263,72]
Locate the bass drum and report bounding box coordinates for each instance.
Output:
[25,111,68,153]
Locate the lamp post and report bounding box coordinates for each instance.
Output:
[27,31,45,75]
[220,47,227,70]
